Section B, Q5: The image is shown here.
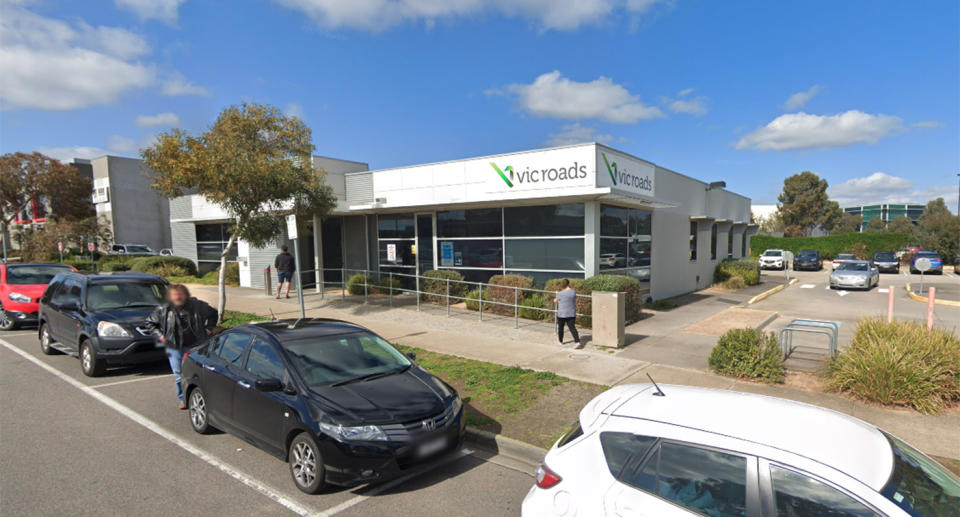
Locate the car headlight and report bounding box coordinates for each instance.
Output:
[317,422,388,442]
[450,393,463,415]
[97,321,131,338]
[7,292,31,303]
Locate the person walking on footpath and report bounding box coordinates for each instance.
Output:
[554,278,581,348]
[274,245,296,299]
[144,284,218,409]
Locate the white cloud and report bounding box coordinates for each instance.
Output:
[135,112,180,127]
[0,7,155,110]
[161,72,209,96]
[274,0,670,31]
[828,172,958,210]
[782,85,820,111]
[676,87,694,97]
[34,145,108,162]
[911,120,944,129]
[114,0,187,25]
[498,71,664,124]
[735,110,903,151]
[545,123,622,146]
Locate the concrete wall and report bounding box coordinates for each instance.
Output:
[91,156,171,251]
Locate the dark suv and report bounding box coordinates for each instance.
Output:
[792,249,822,271]
[38,272,168,376]
[181,319,464,494]
[873,251,900,273]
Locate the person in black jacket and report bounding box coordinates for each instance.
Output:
[144,284,218,409]
[274,245,296,299]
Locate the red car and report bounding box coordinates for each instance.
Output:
[1,263,76,330]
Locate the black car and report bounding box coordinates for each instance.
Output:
[181,319,464,494]
[37,272,168,376]
[792,249,822,271]
[873,251,900,273]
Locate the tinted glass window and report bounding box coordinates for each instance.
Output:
[505,239,584,271]
[711,223,718,260]
[378,214,415,239]
[245,338,285,380]
[6,265,72,284]
[436,239,502,268]
[600,432,657,478]
[437,208,501,238]
[874,252,895,260]
[87,282,165,310]
[629,209,652,236]
[52,279,82,306]
[600,239,628,268]
[799,250,819,258]
[601,205,629,237]
[881,433,960,516]
[378,240,416,266]
[771,465,877,517]
[634,442,747,517]
[282,331,410,386]
[504,204,583,236]
[218,333,251,366]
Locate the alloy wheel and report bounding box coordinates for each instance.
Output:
[0,311,13,330]
[189,391,206,429]
[81,345,92,372]
[291,442,317,487]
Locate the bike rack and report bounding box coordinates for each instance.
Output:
[778,319,840,359]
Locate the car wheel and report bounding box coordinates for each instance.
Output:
[289,433,326,494]
[39,323,59,355]
[80,340,106,377]
[0,308,18,331]
[187,387,213,434]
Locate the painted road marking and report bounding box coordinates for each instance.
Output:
[800,284,816,289]
[837,290,849,297]
[0,338,315,517]
[90,375,172,389]
[878,288,889,293]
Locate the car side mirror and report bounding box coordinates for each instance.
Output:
[254,378,283,392]
[406,352,417,361]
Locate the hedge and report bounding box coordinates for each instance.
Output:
[420,270,469,304]
[714,258,760,288]
[750,233,913,260]
[99,260,132,272]
[62,258,97,272]
[543,275,644,327]
[486,274,535,316]
[128,256,198,277]
[346,273,399,295]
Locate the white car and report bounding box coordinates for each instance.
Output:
[758,249,787,270]
[521,384,960,517]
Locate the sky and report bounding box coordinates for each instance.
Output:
[1,0,958,212]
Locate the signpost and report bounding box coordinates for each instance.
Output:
[915,257,931,295]
[57,241,63,264]
[286,214,306,319]
[87,240,95,265]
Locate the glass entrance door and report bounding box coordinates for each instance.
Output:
[416,214,434,276]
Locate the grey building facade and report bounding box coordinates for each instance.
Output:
[87,155,172,251]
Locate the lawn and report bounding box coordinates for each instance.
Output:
[218,310,267,327]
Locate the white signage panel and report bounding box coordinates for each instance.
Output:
[285,214,298,240]
[595,148,656,198]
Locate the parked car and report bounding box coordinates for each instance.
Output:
[832,253,857,270]
[181,318,465,494]
[910,251,943,274]
[600,253,626,268]
[521,384,960,517]
[37,272,168,376]
[109,243,158,256]
[792,249,822,271]
[758,249,787,270]
[0,263,76,330]
[873,251,900,273]
[830,260,879,290]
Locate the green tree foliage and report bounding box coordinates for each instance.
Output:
[776,172,840,237]
[917,198,960,263]
[142,103,337,321]
[863,216,886,233]
[885,215,916,236]
[831,212,862,235]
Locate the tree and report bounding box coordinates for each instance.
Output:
[753,211,785,234]
[886,215,916,235]
[864,216,886,233]
[917,198,960,263]
[0,152,94,259]
[776,172,837,237]
[142,103,337,322]
[831,212,862,234]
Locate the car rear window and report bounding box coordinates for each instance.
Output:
[6,265,71,284]
[763,250,782,256]
[874,252,896,260]
[798,250,818,257]
[599,432,657,478]
[836,254,856,260]
[837,262,869,271]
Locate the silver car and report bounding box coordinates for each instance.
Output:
[830,260,879,290]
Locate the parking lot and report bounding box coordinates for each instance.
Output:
[0,330,533,517]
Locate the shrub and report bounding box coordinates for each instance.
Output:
[486,274,534,316]
[376,275,402,294]
[708,328,785,383]
[62,258,97,272]
[463,288,485,311]
[518,293,551,320]
[750,233,912,260]
[583,274,643,323]
[99,260,132,272]
[724,276,747,290]
[420,270,468,304]
[827,318,960,414]
[544,278,592,326]
[714,258,759,287]
[346,273,374,295]
[128,256,198,277]
[150,263,190,277]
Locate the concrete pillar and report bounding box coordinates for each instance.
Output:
[584,201,600,278]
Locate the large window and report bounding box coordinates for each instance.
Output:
[195,223,238,274]
[377,213,416,269]
[437,208,501,238]
[505,204,583,236]
[600,204,651,286]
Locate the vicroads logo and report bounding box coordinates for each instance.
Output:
[489,161,587,188]
[602,152,653,192]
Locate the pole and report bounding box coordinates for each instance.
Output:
[292,237,305,319]
[887,285,895,323]
[514,286,519,329]
[389,272,393,308]
[445,278,450,316]
[927,287,935,330]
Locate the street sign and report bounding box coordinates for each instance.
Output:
[57,241,63,252]
[386,243,397,263]
[915,257,932,272]
[87,242,94,253]
[285,214,298,240]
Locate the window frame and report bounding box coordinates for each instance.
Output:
[758,458,883,517]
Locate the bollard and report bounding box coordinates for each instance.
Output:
[927,287,935,330]
[887,285,895,323]
[263,268,272,296]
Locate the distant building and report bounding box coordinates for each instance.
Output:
[843,203,924,231]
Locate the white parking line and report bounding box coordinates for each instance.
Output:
[0,338,315,517]
[800,284,816,289]
[91,375,172,389]
[878,288,889,293]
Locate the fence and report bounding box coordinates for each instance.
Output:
[270,267,592,329]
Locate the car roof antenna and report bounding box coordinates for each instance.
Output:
[646,373,666,397]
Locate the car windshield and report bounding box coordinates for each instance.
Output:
[916,252,939,259]
[836,254,855,260]
[86,282,166,310]
[837,262,869,272]
[763,250,782,256]
[881,433,960,515]
[125,245,153,253]
[798,250,817,257]
[6,265,72,284]
[875,252,896,260]
[282,331,412,386]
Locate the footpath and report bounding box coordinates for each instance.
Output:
[186,282,960,461]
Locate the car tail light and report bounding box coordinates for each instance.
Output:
[535,462,562,489]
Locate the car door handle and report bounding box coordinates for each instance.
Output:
[237,380,251,389]
[203,365,215,371]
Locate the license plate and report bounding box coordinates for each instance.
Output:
[417,437,447,458]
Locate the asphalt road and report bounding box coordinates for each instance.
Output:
[0,330,533,517]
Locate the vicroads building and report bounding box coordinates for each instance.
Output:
[168,143,754,301]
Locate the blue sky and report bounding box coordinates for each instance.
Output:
[1,0,958,211]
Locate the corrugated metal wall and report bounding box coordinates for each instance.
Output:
[169,197,197,263]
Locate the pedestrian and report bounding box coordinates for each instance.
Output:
[144,284,218,409]
[553,278,581,348]
[274,245,296,299]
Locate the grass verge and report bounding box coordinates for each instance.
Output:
[219,310,267,328]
